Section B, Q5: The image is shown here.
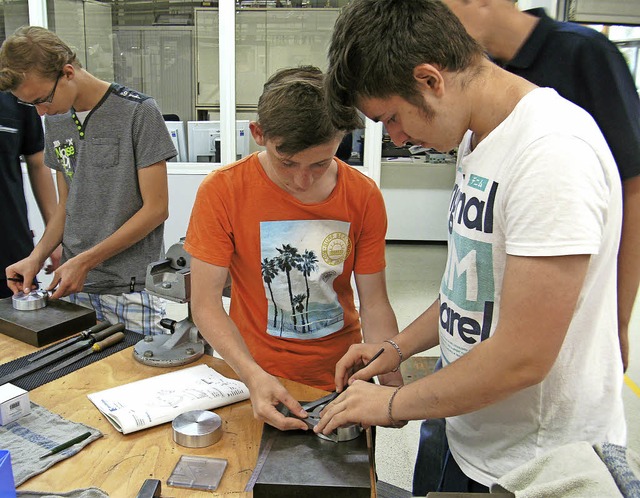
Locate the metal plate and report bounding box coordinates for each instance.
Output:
[252,424,370,498]
[0,297,96,347]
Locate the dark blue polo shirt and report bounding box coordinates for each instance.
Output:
[0,92,45,297]
[504,8,640,181]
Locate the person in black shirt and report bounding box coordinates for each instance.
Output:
[442,0,640,373]
[0,92,59,298]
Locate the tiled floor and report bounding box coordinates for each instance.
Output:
[375,242,640,494]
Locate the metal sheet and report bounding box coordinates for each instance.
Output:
[0,297,96,347]
[253,425,371,498]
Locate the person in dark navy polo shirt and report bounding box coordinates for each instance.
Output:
[0,92,60,298]
[443,0,640,373]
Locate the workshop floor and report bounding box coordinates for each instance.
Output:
[164,241,640,496]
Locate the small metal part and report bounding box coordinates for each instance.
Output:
[136,478,162,498]
[11,290,49,311]
[172,410,222,448]
[296,391,363,443]
[167,455,227,491]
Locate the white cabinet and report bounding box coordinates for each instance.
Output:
[164,168,209,247]
[380,160,455,242]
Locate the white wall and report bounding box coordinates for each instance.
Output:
[23,165,213,265]
[518,0,557,12]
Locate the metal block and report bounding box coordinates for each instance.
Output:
[0,297,96,347]
[253,425,371,498]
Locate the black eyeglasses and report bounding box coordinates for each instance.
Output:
[18,71,63,107]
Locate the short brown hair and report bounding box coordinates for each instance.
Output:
[256,65,344,155]
[0,25,80,91]
[326,0,484,129]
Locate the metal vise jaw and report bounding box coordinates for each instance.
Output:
[137,238,205,367]
[145,240,191,304]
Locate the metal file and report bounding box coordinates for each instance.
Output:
[27,321,111,362]
[0,323,125,386]
[47,331,126,373]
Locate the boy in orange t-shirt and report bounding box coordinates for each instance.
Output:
[185,66,402,431]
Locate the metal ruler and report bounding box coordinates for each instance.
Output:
[244,426,278,492]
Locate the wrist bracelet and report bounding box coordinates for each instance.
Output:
[384,339,403,372]
[387,385,404,427]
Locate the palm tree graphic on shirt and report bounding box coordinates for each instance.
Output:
[260,220,348,339]
[261,257,280,328]
[262,244,322,334]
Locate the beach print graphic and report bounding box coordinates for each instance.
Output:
[260,219,352,339]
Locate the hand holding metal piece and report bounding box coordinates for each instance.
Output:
[296,390,362,442]
[364,347,385,368]
[38,431,92,459]
[47,330,126,373]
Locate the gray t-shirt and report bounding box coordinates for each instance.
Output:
[44,83,177,294]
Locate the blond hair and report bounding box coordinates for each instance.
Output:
[0,25,80,91]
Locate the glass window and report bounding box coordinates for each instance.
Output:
[587,24,640,91]
[37,1,356,165]
[0,1,30,41]
[47,0,194,121]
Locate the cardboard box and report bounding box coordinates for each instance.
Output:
[0,451,16,498]
[0,383,30,425]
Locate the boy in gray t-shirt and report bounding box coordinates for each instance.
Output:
[0,26,176,335]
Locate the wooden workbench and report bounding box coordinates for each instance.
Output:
[0,332,359,497]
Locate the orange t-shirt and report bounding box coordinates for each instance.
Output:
[184,153,387,390]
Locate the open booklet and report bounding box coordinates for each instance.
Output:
[87,364,250,434]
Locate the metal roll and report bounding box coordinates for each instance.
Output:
[318,422,363,442]
[11,290,48,311]
[172,410,222,448]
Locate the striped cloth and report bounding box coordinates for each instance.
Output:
[67,291,166,336]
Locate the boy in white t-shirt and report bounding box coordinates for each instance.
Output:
[315,0,626,492]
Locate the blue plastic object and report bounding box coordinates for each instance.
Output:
[0,450,17,498]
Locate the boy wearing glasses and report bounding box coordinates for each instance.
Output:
[0,26,176,335]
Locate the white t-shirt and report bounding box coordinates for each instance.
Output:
[442,88,626,486]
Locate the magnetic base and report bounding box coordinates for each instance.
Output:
[133,334,204,366]
[132,319,205,367]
